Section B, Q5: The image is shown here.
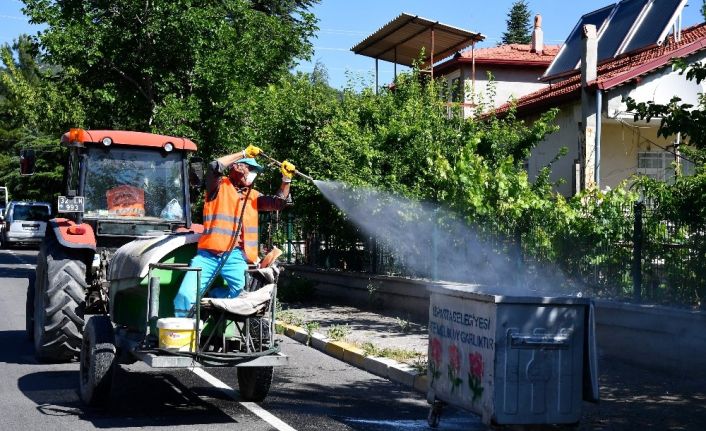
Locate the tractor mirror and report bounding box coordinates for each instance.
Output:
[189,157,205,188]
[20,149,36,176]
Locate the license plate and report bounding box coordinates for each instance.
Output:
[22,224,39,230]
[58,196,85,213]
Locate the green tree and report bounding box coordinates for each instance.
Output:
[0,36,81,203]
[502,0,532,45]
[0,37,83,134]
[702,0,706,21]
[21,0,319,154]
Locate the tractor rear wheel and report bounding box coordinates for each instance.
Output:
[237,366,274,402]
[79,315,116,406]
[33,236,87,362]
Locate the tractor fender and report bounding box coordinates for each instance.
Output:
[50,218,97,251]
[107,232,200,282]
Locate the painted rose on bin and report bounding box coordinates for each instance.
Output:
[447,344,463,392]
[470,351,483,379]
[468,351,484,403]
[429,338,442,383]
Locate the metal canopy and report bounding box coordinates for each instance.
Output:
[351,13,484,68]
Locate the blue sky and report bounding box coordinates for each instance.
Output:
[1,0,703,89]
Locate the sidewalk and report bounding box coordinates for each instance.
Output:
[277,299,706,430]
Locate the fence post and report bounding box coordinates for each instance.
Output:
[633,201,643,302]
[287,213,293,264]
[431,210,439,281]
[515,229,523,289]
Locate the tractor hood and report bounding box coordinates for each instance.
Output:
[108,232,200,282]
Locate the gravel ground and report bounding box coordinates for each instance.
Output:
[282,300,706,431]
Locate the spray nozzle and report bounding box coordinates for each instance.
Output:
[259,151,315,182]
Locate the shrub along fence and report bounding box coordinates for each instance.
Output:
[259,201,706,308]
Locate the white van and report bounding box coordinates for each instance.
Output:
[2,201,52,247]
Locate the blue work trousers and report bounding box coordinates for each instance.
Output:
[173,248,248,317]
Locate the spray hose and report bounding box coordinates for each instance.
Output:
[259,151,315,182]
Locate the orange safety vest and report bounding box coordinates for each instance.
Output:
[198,178,260,263]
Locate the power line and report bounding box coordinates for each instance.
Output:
[318,28,369,36]
[615,116,696,165]
[313,46,350,52]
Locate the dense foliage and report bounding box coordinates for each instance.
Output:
[501,0,532,45]
[1,1,703,306]
[22,0,318,152]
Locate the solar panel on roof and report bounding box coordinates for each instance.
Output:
[597,0,650,59]
[543,0,686,79]
[543,5,615,78]
[622,0,686,53]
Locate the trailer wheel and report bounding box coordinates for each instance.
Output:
[33,236,87,362]
[237,366,274,402]
[25,272,35,341]
[427,400,443,428]
[79,315,116,406]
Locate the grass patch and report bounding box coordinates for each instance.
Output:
[277,310,303,326]
[410,355,428,375]
[396,316,412,334]
[303,321,320,346]
[326,324,351,342]
[358,341,422,364]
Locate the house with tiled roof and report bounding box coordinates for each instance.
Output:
[499,20,706,196]
[434,15,559,114]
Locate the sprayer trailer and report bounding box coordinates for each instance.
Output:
[80,231,287,406]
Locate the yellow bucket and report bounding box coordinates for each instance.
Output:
[157,318,197,351]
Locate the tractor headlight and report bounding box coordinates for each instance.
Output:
[101,137,113,147]
[163,142,174,152]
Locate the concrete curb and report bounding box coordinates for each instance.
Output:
[276,321,427,395]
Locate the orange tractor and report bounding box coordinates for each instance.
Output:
[26,129,286,405]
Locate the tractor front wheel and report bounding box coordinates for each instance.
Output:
[79,315,116,406]
[33,236,87,362]
[237,366,274,402]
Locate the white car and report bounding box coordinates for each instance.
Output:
[2,201,52,248]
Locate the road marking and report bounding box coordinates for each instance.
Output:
[190,367,297,431]
[240,401,297,431]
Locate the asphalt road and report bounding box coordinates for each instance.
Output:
[0,248,481,431]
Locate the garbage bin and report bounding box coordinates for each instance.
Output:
[426,283,599,426]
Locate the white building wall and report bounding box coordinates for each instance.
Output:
[526,103,582,197]
[464,66,549,108]
[606,50,706,120]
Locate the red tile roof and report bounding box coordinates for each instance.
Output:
[496,23,706,116]
[459,43,561,66]
[434,43,560,75]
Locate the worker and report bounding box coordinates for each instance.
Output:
[173,145,295,317]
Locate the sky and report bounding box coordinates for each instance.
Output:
[1,0,703,89]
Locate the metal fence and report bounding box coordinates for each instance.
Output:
[259,203,706,307]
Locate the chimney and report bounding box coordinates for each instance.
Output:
[580,24,599,192]
[581,24,598,86]
[530,14,544,54]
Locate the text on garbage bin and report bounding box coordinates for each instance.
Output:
[429,321,495,350]
[432,305,491,329]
